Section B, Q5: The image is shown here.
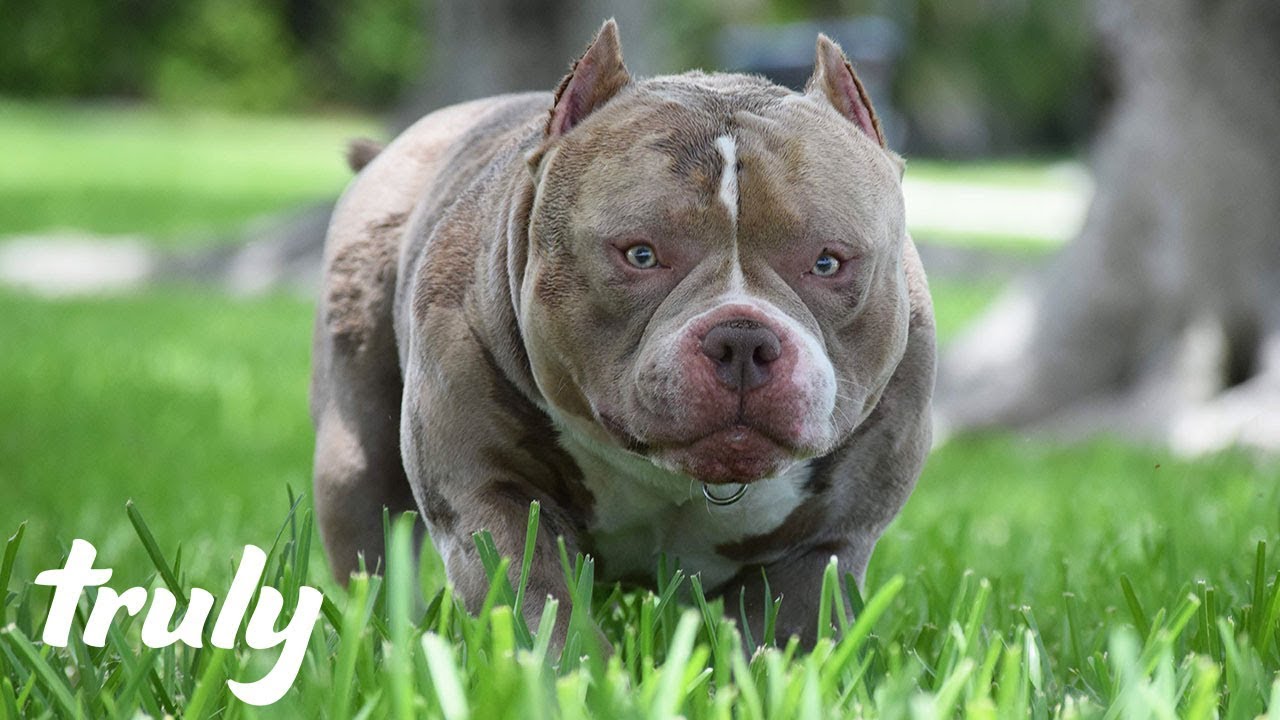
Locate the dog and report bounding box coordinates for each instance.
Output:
[310,19,935,643]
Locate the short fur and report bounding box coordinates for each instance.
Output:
[344,138,384,173]
[311,21,935,644]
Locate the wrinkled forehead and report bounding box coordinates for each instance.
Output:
[551,82,903,247]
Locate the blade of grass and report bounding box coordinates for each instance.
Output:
[183,647,228,720]
[0,626,80,717]
[816,557,837,644]
[125,500,188,607]
[1250,541,1266,639]
[1256,571,1280,657]
[647,611,700,720]
[473,531,516,607]
[738,586,756,655]
[0,523,25,625]
[510,502,539,649]
[330,573,373,720]
[819,575,904,694]
[688,574,718,654]
[422,633,469,720]
[530,596,559,666]
[387,513,417,720]
[1119,575,1150,640]
[762,570,780,648]
[1,676,20,720]
[102,620,163,718]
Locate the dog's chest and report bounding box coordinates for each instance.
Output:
[558,432,809,589]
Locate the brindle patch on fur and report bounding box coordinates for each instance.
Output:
[616,76,787,206]
[650,125,727,199]
[488,479,587,541]
[474,341,595,526]
[714,496,827,563]
[420,480,459,533]
[533,253,591,311]
[326,211,406,354]
[803,438,851,495]
[416,219,480,312]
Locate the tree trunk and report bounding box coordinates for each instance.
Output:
[937,0,1280,455]
[395,0,661,129]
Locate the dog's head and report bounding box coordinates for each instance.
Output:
[518,20,913,484]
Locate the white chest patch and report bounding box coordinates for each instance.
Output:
[555,424,809,589]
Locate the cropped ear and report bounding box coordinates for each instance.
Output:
[806,34,886,148]
[546,19,631,138]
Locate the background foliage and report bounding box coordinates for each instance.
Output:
[2,0,1097,153]
[0,0,426,112]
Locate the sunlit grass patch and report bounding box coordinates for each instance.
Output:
[0,288,316,584]
[0,101,379,243]
[906,158,1086,190]
[2,496,1277,718]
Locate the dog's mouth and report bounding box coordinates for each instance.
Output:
[657,424,793,483]
[597,413,798,483]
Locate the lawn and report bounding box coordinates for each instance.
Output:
[0,101,379,243]
[1,103,1277,718]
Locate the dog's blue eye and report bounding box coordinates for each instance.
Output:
[812,253,840,277]
[625,244,658,269]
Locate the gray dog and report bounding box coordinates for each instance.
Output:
[310,20,935,643]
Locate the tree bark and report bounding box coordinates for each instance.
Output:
[937,0,1280,454]
[395,0,661,130]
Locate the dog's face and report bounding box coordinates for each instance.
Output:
[518,27,912,484]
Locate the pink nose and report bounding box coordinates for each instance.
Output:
[700,319,782,391]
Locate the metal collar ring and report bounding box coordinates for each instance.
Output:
[702,482,748,506]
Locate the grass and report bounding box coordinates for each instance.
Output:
[0,101,379,243]
[912,230,1063,255]
[1,284,1277,718]
[1,101,1277,717]
[905,158,1085,190]
[0,289,315,586]
[1,479,1277,718]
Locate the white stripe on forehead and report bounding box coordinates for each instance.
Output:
[714,134,746,292]
[714,135,739,224]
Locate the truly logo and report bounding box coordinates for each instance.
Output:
[34,539,322,706]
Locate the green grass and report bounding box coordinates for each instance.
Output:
[0,101,379,243]
[1,285,1277,718]
[927,279,1009,345]
[905,157,1084,190]
[0,288,316,586]
[913,230,1063,254]
[1,476,1277,718]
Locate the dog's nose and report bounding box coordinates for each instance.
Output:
[700,320,782,391]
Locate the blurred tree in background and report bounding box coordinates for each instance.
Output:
[754,0,1098,155]
[940,0,1280,454]
[0,0,426,112]
[892,0,1097,155]
[1,0,1098,155]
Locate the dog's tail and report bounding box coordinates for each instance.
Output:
[345,138,384,173]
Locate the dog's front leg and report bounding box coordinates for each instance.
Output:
[399,335,591,640]
[726,535,878,647]
[425,483,583,639]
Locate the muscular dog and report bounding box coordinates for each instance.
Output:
[310,20,934,643]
